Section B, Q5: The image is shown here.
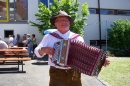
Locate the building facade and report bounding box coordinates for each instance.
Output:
[0,0,42,43]
[0,0,130,50]
[83,0,130,50]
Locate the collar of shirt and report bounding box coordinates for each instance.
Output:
[55,30,72,39]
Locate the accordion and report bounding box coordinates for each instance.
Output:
[52,39,106,76]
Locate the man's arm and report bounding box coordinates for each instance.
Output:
[38,47,54,56]
[34,34,54,57]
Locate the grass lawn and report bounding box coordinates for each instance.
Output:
[99,58,130,86]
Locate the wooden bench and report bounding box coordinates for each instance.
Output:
[0,58,31,61]
[4,53,29,57]
[0,57,31,73]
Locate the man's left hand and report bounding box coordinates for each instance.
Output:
[104,56,110,67]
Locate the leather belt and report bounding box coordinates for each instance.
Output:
[50,66,74,72]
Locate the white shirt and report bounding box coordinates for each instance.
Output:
[35,30,84,69]
[9,37,14,47]
[0,40,8,49]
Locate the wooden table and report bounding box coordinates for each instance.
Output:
[0,49,30,73]
[8,46,28,49]
[0,49,27,51]
[0,49,27,56]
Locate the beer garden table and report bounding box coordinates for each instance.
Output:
[0,48,31,73]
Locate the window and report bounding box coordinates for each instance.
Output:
[40,0,48,7]
[101,40,106,45]
[90,40,97,45]
[10,0,28,22]
[89,9,96,14]
[118,10,130,15]
[90,40,107,46]
[4,30,14,38]
[0,0,9,22]
[50,0,54,3]
[40,0,54,7]
[100,9,114,15]
[0,0,28,23]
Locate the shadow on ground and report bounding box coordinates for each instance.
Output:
[31,54,48,65]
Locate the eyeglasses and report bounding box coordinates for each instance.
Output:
[55,19,69,23]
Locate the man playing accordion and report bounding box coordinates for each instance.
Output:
[34,11,110,86]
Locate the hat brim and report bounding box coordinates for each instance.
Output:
[50,15,74,26]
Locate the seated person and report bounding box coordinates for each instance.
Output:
[0,36,8,49]
[8,35,14,47]
[0,36,8,63]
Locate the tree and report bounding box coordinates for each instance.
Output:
[107,19,130,56]
[30,0,89,36]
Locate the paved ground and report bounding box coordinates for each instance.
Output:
[0,57,111,86]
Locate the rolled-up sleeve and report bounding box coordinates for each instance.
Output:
[34,35,49,58]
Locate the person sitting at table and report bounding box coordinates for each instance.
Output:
[0,36,8,49]
[0,36,8,64]
[8,35,14,47]
[12,35,18,46]
[16,34,23,47]
[22,34,27,47]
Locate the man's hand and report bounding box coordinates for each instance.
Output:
[104,56,110,67]
[38,47,54,56]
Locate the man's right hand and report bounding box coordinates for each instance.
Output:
[38,47,54,56]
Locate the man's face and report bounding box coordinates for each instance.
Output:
[54,16,70,34]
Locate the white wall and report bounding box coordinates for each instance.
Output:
[100,0,130,10]
[85,0,130,10]
[84,14,100,44]
[1,24,28,42]
[79,0,98,8]
[27,0,44,44]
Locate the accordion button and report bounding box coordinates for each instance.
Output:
[63,43,66,47]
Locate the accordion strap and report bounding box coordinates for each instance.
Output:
[50,32,80,39]
[50,32,63,39]
[70,34,80,39]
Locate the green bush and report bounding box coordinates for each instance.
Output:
[107,19,130,56]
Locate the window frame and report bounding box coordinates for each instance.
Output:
[100,9,114,15]
[117,10,130,16]
[90,40,107,46]
[0,0,28,23]
[38,0,54,8]
[0,0,9,22]
[89,9,96,14]
[4,30,14,38]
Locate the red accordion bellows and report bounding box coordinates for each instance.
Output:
[67,39,106,76]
